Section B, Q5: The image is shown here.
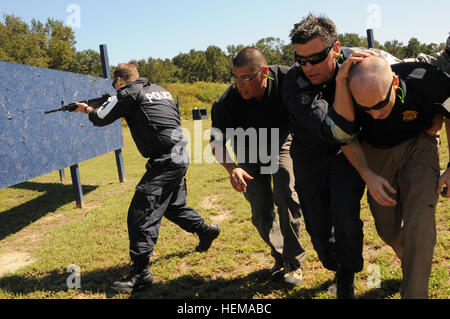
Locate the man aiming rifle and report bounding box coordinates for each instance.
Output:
[72,62,221,293]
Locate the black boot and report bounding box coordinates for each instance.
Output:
[269,259,284,280]
[111,257,154,293]
[336,269,355,299]
[195,223,221,252]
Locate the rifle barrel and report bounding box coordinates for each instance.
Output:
[44,108,65,114]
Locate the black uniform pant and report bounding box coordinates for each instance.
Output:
[128,158,205,262]
[291,142,365,273]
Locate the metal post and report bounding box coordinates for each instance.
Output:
[70,164,84,208]
[115,149,126,183]
[99,44,111,79]
[59,168,65,183]
[99,44,126,183]
[367,29,375,49]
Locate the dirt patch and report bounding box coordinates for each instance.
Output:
[198,195,222,210]
[210,211,234,224]
[0,252,35,277]
[198,195,234,224]
[0,199,97,278]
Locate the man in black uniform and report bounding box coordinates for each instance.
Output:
[333,56,450,298]
[210,48,305,286]
[74,62,221,293]
[281,14,372,298]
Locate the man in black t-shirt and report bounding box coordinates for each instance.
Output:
[335,56,450,298]
[211,48,305,286]
[74,62,220,293]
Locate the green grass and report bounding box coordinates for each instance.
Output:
[0,120,448,299]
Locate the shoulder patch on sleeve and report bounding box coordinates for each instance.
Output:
[97,95,119,119]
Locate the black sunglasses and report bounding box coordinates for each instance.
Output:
[295,43,334,66]
[353,79,394,111]
[112,78,118,89]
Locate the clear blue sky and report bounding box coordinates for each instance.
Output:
[2,0,449,66]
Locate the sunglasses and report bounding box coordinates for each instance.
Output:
[353,79,394,111]
[295,43,334,66]
[112,78,127,90]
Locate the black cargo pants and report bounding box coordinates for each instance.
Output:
[127,156,205,262]
[290,142,365,273]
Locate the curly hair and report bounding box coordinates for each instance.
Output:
[290,13,338,47]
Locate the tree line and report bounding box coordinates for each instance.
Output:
[1,14,446,83]
[0,14,103,77]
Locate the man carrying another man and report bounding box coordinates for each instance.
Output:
[282,14,372,298]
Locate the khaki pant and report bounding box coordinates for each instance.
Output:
[240,135,306,268]
[361,133,440,299]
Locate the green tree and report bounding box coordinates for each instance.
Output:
[69,49,103,76]
[189,49,209,82]
[281,44,295,66]
[420,43,439,55]
[136,57,179,83]
[0,14,77,71]
[172,53,191,82]
[173,50,209,83]
[380,39,405,58]
[405,37,421,59]
[226,44,246,63]
[44,18,76,71]
[338,33,363,47]
[0,15,38,65]
[205,45,231,82]
[254,37,285,65]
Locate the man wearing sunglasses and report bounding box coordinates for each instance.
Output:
[210,48,306,286]
[334,56,450,298]
[74,62,221,293]
[281,13,377,299]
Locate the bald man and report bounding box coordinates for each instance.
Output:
[334,56,450,299]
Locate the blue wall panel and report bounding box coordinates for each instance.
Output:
[0,61,123,189]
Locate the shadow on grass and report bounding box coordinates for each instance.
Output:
[0,181,97,241]
[358,279,402,299]
[0,263,404,299]
[0,264,334,299]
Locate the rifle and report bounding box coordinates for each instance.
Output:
[44,94,111,114]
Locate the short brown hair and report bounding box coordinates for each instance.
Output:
[113,61,139,82]
[290,13,338,47]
